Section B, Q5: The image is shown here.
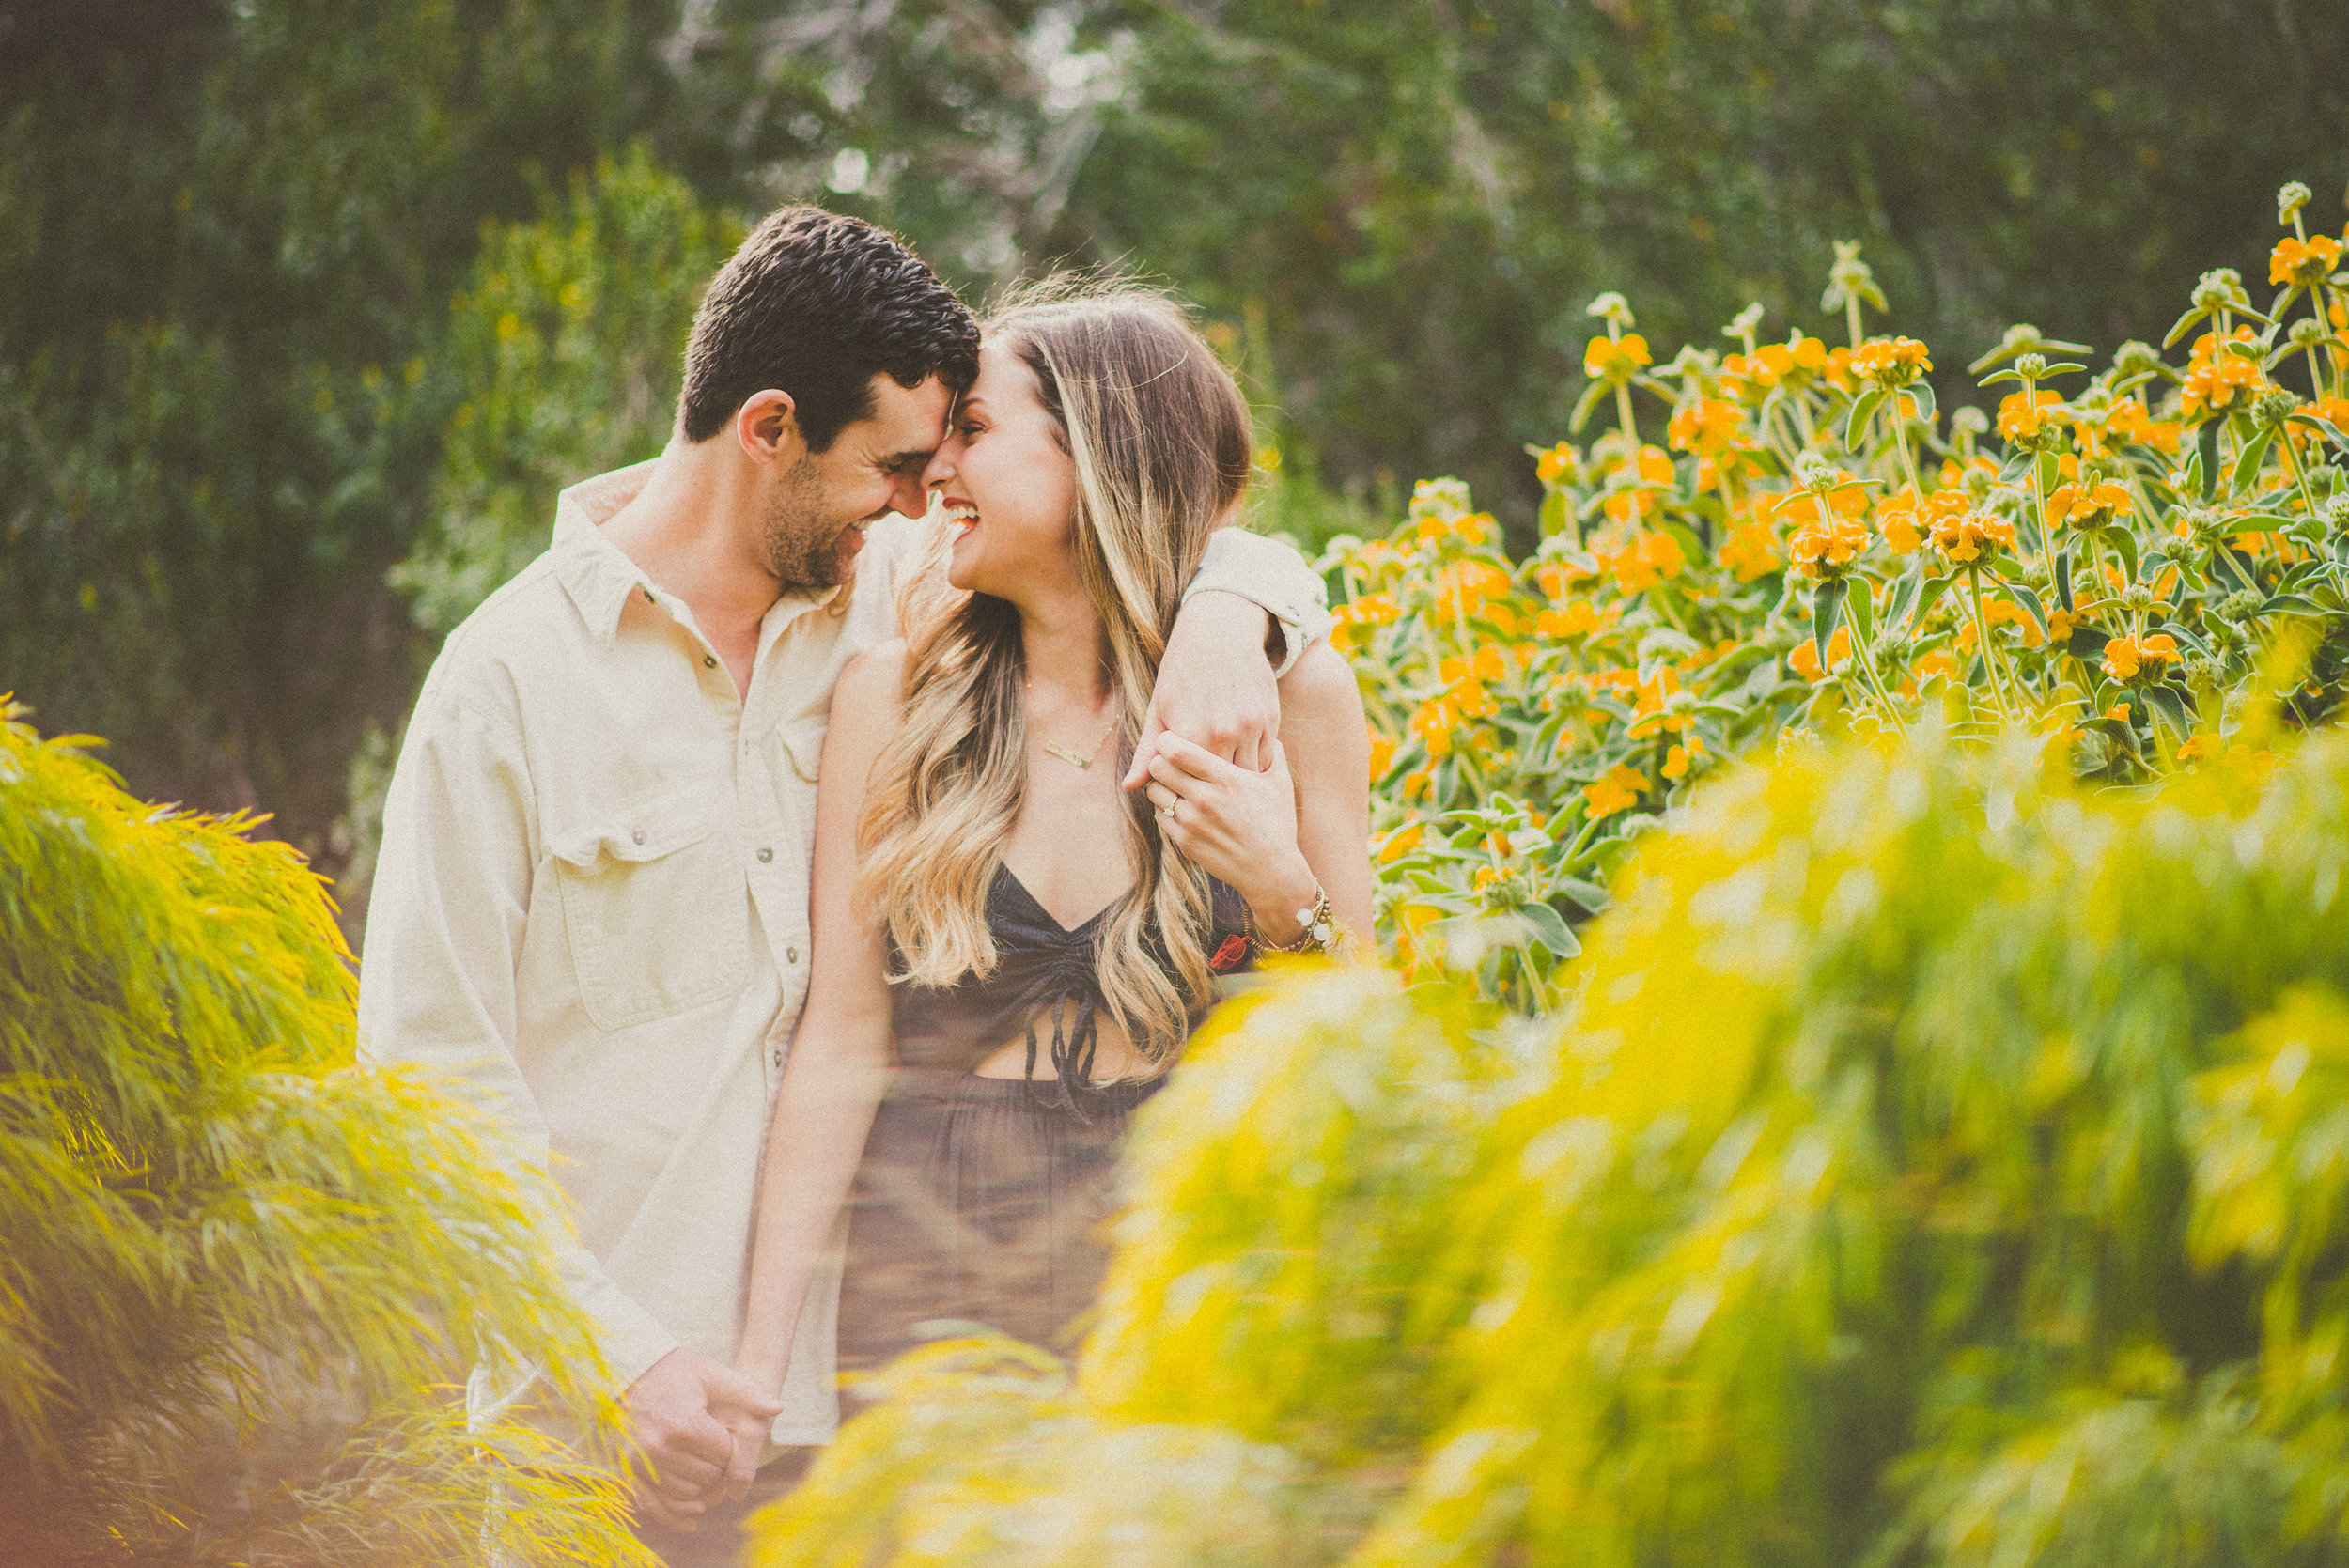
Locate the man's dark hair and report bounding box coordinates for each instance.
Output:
[680,207,979,449]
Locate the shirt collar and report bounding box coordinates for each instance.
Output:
[551,459,848,648]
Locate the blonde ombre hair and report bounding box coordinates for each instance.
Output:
[855,280,1254,1061]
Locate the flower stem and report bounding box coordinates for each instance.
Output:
[1965,567,2017,723]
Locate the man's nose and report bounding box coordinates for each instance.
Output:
[887,469,932,520]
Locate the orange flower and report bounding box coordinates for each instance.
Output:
[1439,644,1511,689]
[1997,389,2064,442]
[1667,396,1743,457]
[1534,441,1578,484]
[1595,528,1688,593]
[1662,735,1708,780]
[1583,763,1647,816]
[1584,334,1652,380]
[1786,507,1867,579]
[1929,503,2017,565]
[1366,732,1398,779]
[1720,520,1780,581]
[2100,399,2182,453]
[1376,819,1426,863]
[1431,558,1513,622]
[1877,489,1931,554]
[1536,598,1614,639]
[1849,335,1932,385]
[2105,703,2132,722]
[2181,328,2267,421]
[1789,625,1853,681]
[2098,632,2181,681]
[2270,233,2343,287]
[1533,560,1595,598]
[1409,709,1453,757]
[1911,650,1959,687]
[2046,479,2133,531]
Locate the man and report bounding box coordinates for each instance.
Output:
[355,207,1330,1561]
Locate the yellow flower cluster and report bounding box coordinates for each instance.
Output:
[1327,196,2349,1009]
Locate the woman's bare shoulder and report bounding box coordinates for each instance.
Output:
[834,638,910,710]
[1278,640,1365,726]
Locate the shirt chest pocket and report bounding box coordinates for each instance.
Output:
[550,791,752,1033]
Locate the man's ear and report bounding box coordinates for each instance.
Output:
[735,390,801,466]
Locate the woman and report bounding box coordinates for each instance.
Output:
[734,282,1372,1400]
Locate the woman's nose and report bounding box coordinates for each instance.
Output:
[919,446,956,491]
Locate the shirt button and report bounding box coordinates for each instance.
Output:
[704,654,716,669]
[630,828,646,846]
[786,947,799,963]
[756,847,773,863]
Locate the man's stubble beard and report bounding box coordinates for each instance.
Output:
[757,450,857,591]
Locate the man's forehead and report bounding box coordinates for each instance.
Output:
[860,373,954,443]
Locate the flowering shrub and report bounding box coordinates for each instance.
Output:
[1336,183,2349,1008]
[752,722,2349,1568]
[0,705,647,1564]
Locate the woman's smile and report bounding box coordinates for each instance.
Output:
[941,496,980,542]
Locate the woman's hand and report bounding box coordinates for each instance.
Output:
[1143,733,1319,940]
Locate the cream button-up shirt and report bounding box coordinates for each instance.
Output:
[355,459,1330,1447]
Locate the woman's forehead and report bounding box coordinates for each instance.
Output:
[966,339,1042,403]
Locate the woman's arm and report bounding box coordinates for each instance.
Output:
[734,644,908,1399]
[1143,640,1373,948]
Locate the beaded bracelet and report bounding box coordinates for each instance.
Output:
[1250,882,1347,957]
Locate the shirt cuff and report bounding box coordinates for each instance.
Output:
[1186,529,1334,678]
[577,1275,682,1395]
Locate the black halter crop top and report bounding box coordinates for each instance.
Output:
[889,865,1255,1113]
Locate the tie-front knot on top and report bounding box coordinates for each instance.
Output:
[887,864,1252,1118]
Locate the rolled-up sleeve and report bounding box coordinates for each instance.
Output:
[356,688,678,1392]
[1187,529,1333,677]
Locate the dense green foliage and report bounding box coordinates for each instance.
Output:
[5,0,2343,894]
[750,722,2349,1566]
[1330,217,2349,1012]
[0,705,646,1566]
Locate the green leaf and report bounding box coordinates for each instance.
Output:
[1553,877,1610,914]
[2160,622,2216,660]
[1846,574,1875,644]
[1516,900,1580,957]
[1906,379,1937,424]
[2140,683,2193,740]
[1538,489,1569,536]
[2067,623,2113,659]
[2037,449,2061,495]
[2231,427,2277,493]
[1812,577,1849,664]
[2164,305,2210,349]
[1844,387,1886,452]
[2198,421,2223,501]
[1568,380,1609,435]
[2213,545,2262,597]
[2054,548,2075,613]
[2287,412,2349,453]
[1885,562,1925,634]
[2265,593,2326,616]
[1999,585,2047,639]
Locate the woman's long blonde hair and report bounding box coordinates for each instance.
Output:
[854,279,1253,1060]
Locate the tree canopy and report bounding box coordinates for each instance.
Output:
[3,0,2343,908]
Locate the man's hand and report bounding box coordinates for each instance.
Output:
[622,1347,785,1528]
[1123,589,1281,788]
